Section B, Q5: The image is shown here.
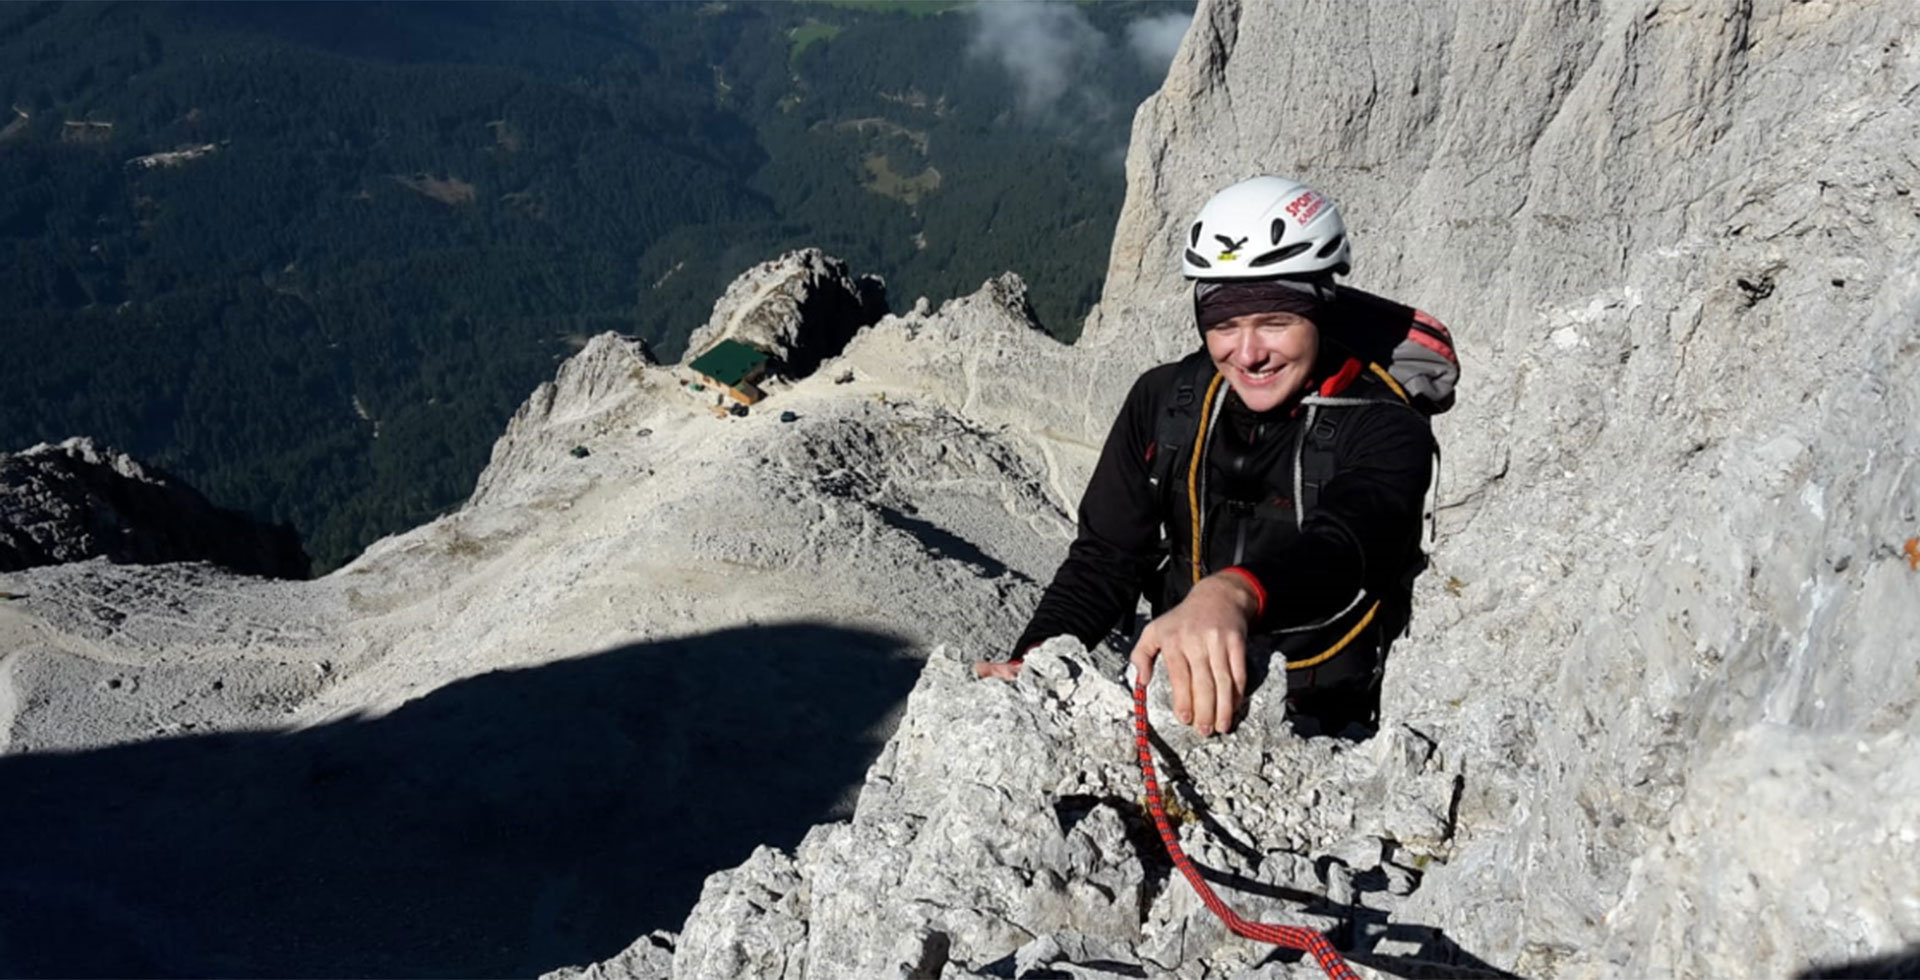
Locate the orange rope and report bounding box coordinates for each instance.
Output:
[1367,362,1409,403]
[1286,601,1380,671]
[1186,374,1226,584]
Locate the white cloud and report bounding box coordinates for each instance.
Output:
[966,1,1110,118]
[1125,11,1192,75]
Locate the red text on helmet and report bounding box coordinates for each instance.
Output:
[1284,191,1325,225]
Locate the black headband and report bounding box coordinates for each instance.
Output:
[1194,280,1328,330]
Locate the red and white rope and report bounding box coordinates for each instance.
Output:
[1133,681,1360,980]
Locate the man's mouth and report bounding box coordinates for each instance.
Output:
[1240,366,1279,383]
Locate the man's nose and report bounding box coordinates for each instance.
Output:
[1234,329,1261,362]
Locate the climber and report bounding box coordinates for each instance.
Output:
[978,176,1452,739]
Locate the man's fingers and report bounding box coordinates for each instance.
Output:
[1128,623,1152,659]
[1129,625,1160,687]
[1165,645,1193,726]
[973,660,1023,681]
[1203,634,1234,736]
[1130,650,1156,688]
[1228,632,1248,702]
[1212,644,1235,735]
[1223,632,1248,733]
[1187,642,1216,735]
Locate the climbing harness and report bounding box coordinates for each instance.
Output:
[1132,678,1359,980]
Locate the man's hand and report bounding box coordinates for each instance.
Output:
[974,659,1024,681]
[1129,572,1261,736]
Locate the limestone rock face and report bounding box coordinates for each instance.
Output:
[597,0,1920,977]
[572,639,1473,980]
[681,248,888,379]
[1082,0,1920,975]
[468,332,655,510]
[817,272,1110,512]
[0,437,308,579]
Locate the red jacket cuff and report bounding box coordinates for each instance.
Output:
[1220,566,1268,619]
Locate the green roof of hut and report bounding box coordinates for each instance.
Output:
[687,339,770,388]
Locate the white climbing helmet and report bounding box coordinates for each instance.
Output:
[1181,175,1351,281]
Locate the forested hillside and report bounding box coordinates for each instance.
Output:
[0,1,1186,570]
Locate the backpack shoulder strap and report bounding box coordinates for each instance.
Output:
[1298,406,1342,517]
[1297,363,1412,516]
[1146,351,1216,496]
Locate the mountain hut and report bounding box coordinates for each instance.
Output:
[687,339,770,406]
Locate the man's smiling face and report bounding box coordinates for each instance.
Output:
[1204,311,1320,413]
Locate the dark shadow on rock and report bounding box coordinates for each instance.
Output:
[0,439,309,579]
[1243,647,1381,743]
[1798,945,1920,979]
[0,621,918,979]
[1256,916,1523,980]
[772,268,887,381]
[977,956,1147,980]
[876,504,1022,581]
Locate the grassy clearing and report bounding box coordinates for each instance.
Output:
[789,20,843,61]
[485,119,521,153]
[393,173,477,206]
[862,153,941,205]
[836,116,930,155]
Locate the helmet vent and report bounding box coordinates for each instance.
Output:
[1248,242,1311,268]
[1271,219,1284,245]
[1183,248,1212,269]
[1315,234,1346,259]
[1190,223,1202,247]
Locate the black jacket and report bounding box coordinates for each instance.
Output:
[1012,353,1435,659]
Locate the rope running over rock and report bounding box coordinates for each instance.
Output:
[1133,680,1359,980]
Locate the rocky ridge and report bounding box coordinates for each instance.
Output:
[0,437,307,579]
[0,254,1082,977]
[680,247,888,379]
